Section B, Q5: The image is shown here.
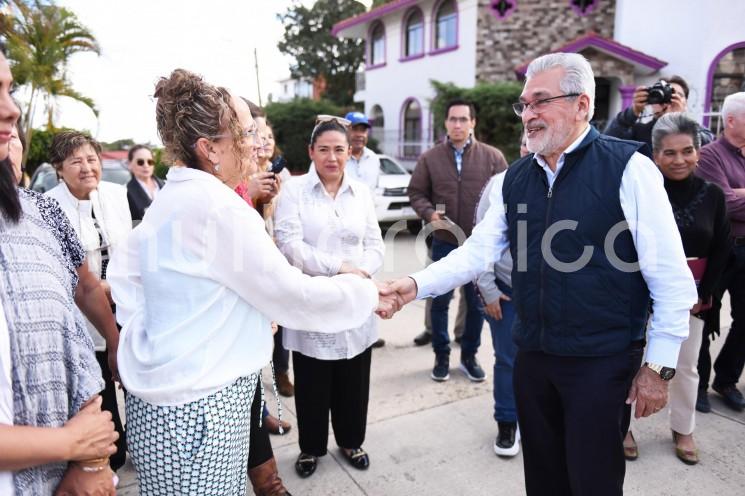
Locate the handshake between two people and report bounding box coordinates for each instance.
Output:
[374,277,418,320]
[337,263,418,319]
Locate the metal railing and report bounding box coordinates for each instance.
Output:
[702,111,723,137]
[370,129,434,161]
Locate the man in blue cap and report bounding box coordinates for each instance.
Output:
[345,111,381,192]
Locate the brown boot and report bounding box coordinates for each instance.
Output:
[248,457,292,496]
[276,371,294,397]
[264,414,291,435]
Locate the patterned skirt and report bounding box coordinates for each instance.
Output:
[126,375,259,496]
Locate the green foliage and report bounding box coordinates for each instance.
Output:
[264,98,345,173]
[3,0,100,164]
[430,80,524,163]
[100,138,135,152]
[153,148,168,180]
[24,126,57,177]
[277,0,365,106]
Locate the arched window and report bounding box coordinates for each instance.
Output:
[369,22,386,67]
[433,0,457,51]
[402,99,422,158]
[370,104,385,142]
[403,9,424,59]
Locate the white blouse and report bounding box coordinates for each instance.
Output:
[108,167,379,406]
[46,181,132,351]
[136,178,160,201]
[0,304,14,495]
[274,168,385,360]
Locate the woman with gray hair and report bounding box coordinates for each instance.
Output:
[623,112,730,465]
[46,130,132,472]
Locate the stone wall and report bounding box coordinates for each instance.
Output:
[580,47,634,85]
[475,0,616,82]
[711,47,745,110]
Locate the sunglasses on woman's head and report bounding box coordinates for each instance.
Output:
[310,115,351,143]
[315,115,351,127]
[136,158,155,166]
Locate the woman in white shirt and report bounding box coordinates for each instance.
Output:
[107,69,390,496]
[274,118,385,478]
[46,131,132,472]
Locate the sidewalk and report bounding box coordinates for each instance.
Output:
[117,231,745,495]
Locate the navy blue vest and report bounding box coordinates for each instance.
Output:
[503,127,651,356]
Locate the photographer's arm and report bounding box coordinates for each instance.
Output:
[604,86,647,139]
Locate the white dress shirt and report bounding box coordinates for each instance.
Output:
[0,304,14,495]
[274,167,385,359]
[413,126,698,368]
[46,181,132,351]
[475,173,513,304]
[108,166,379,406]
[346,147,381,191]
[136,178,160,201]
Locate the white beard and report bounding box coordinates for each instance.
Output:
[526,123,574,157]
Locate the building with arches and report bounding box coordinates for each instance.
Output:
[332,0,745,168]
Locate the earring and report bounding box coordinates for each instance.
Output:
[213,162,221,172]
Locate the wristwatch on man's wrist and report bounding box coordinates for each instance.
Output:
[644,362,676,381]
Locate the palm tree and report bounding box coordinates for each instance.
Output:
[2,0,100,162]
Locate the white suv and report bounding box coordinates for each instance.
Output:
[375,155,421,233]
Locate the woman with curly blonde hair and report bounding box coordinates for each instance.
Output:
[108,69,391,495]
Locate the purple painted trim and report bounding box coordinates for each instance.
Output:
[618,85,636,110]
[429,44,459,56]
[400,6,425,60]
[399,97,423,159]
[366,21,386,68]
[332,0,419,37]
[399,53,426,63]
[569,0,597,17]
[365,62,387,71]
[430,0,459,54]
[514,33,667,76]
[488,0,518,20]
[703,41,745,128]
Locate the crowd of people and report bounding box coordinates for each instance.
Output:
[1,34,745,496]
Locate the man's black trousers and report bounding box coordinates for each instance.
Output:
[514,346,643,496]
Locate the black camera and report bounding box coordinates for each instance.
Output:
[268,156,287,175]
[645,80,675,105]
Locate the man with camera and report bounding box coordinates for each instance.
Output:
[605,76,714,147]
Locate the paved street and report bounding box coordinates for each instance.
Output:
[118,229,745,495]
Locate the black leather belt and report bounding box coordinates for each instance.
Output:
[733,236,745,247]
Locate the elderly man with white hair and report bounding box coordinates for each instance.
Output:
[380,53,697,495]
[695,91,745,413]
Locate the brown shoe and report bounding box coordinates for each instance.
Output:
[276,371,294,397]
[672,430,699,465]
[623,430,638,461]
[248,457,292,496]
[264,414,291,435]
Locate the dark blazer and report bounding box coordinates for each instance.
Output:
[126,176,164,221]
